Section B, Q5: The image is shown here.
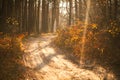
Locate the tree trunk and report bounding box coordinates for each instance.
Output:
[69,0,72,25]
[41,0,49,33]
[36,0,40,34]
[28,0,34,35]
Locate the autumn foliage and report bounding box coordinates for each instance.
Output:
[0,33,27,80]
[55,21,120,66]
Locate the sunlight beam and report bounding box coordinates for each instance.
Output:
[80,0,91,64]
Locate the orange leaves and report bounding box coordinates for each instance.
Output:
[17,32,28,41]
[15,33,28,51]
[17,34,25,41]
[55,21,92,56]
[55,20,120,59]
[55,20,120,66]
[0,38,10,44]
[0,36,12,49]
[0,39,10,49]
[0,33,27,51]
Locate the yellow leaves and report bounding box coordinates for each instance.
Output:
[6,17,19,26]
[77,29,83,33]
[56,22,98,53]
[71,36,79,42]
[108,26,120,37]
[91,23,97,29]
[74,36,79,40]
[109,20,120,36]
[55,20,120,60]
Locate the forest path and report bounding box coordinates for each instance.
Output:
[22,33,114,80]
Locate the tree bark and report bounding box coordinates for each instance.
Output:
[41,0,49,33]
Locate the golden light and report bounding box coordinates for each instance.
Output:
[80,0,91,64]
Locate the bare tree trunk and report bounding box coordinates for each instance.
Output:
[28,0,34,35]
[75,0,78,19]
[24,0,27,32]
[69,0,72,25]
[41,0,49,33]
[36,0,40,34]
[56,0,59,29]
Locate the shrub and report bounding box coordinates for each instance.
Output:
[0,33,27,80]
[55,21,120,65]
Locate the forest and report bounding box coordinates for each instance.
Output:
[0,0,120,80]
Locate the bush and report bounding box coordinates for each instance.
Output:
[0,33,27,80]
[55,21,120,65]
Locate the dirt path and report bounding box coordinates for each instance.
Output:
[22,34,115,80]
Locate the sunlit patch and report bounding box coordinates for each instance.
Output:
[23,36,57,69]
[39,41,50,48]
[41,47,55,55]
[93,66,116,80]
[24,43,39,52]
[107,73,115,80]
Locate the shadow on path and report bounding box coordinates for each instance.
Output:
[34,53,58,70]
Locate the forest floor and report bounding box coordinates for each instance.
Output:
[22,33,115,80]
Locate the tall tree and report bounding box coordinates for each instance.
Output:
[28,0,34,34]
[35,0,40,34]
[51,0,59,32]
[75,0,78,19]
[69,0,72,25]
[41,0,49,33]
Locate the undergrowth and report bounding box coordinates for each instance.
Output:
[55,21,120,70]
[0,33,28,80]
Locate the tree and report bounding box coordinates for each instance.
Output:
[69,0,72,25]
[28,0,34,34]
